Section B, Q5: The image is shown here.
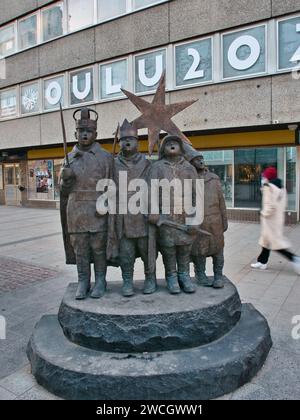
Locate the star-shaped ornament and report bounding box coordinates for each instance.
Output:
[121,72,197,155]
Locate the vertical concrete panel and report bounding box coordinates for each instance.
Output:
[95,97,154,140]
[169,77,272,131]
[39,29,96,77]
[0,0,37,25]
[0,49,39,89]
[169,0,272,42]
[0,116,41,149]
[272,0,300,17]
[272,73,300,123]
[95,4,169,62]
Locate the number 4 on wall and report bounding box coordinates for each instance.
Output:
[290,23,300,63]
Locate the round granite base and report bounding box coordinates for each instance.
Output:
[58,277,242,352]
[27,304,272,401]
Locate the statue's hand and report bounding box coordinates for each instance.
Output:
[61,167,75,181]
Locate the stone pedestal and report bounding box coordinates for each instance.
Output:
[27,278,272,400]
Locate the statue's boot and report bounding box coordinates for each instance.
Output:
[143,273,157,295]
[213,251,225,289]
[177,247,196,293]
[166,273,181,295]
[75,263,91,300]
[194,256,213,287]
[90,272,107,299]
[178,272,196,294]
[122,273,135,297]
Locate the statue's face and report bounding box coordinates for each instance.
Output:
[76,127,97,148]
[164,140,182,158]
[120,137,138,156]
[192,156,205,171]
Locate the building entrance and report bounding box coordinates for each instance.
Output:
[4,164,21,206]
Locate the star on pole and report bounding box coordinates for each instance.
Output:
[121,72,198,155]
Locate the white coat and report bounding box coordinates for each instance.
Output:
[259,182,291,251]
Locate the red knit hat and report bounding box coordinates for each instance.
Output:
[262,167,277,181]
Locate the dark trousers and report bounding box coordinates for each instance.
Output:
[70,232,107,281]
[119,236,150,278]
[258,247,295,264]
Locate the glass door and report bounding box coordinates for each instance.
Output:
[4,164,21,206]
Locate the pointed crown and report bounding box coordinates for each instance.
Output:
[73,107,98,130]
[118,119,138,141]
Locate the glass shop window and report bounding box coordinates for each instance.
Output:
[0,165,3,190]
[286,147,297,211]
[53,159,63,201]
[202,150,234,208]
[234,148,285,209]
[98,0,127,22]
[68,0,94,32]
[18,14,38,50]
[0,24,16,57]
[42,3,64,42]
[28,160,55,201]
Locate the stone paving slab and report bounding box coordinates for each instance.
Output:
[0,386,16,401]
[0,256,59,294]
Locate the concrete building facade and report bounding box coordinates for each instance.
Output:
[0,0,300,222]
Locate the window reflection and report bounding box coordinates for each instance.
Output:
[68,0,94,32]
[18,15,37,50]
[98,0,126,21]
[286,147,297,211]
[199,147,297,212]
[202,150,234,208]
[234,148,285,209]
[134,0,162,10]
[42,4,64,42]
[0,89,17,118]
[0,24,15,57]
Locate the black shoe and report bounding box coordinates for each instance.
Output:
[90,275,107,299]
[166,274,181,295]
[76,280,90,300]
[143,275,157,295]
[178,273,196,294]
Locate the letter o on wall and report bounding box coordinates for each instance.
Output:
[228,35,261,70]
[45,81,62,106]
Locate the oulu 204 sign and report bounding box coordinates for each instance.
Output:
[1,15,300,118]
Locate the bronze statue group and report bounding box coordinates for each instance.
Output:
[60,108,228,300]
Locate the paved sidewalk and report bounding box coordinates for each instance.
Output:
[0,206,299,400]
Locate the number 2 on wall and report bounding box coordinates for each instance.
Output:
[184,48,204,81]
[290,23,300,63]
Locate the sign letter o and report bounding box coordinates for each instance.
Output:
[45,81,62,106]
[228,35,261,70]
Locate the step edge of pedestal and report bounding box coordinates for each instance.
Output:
[58,278,242,352]
[27,304,272,401]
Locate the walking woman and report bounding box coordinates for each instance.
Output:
[251,167,300,274]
